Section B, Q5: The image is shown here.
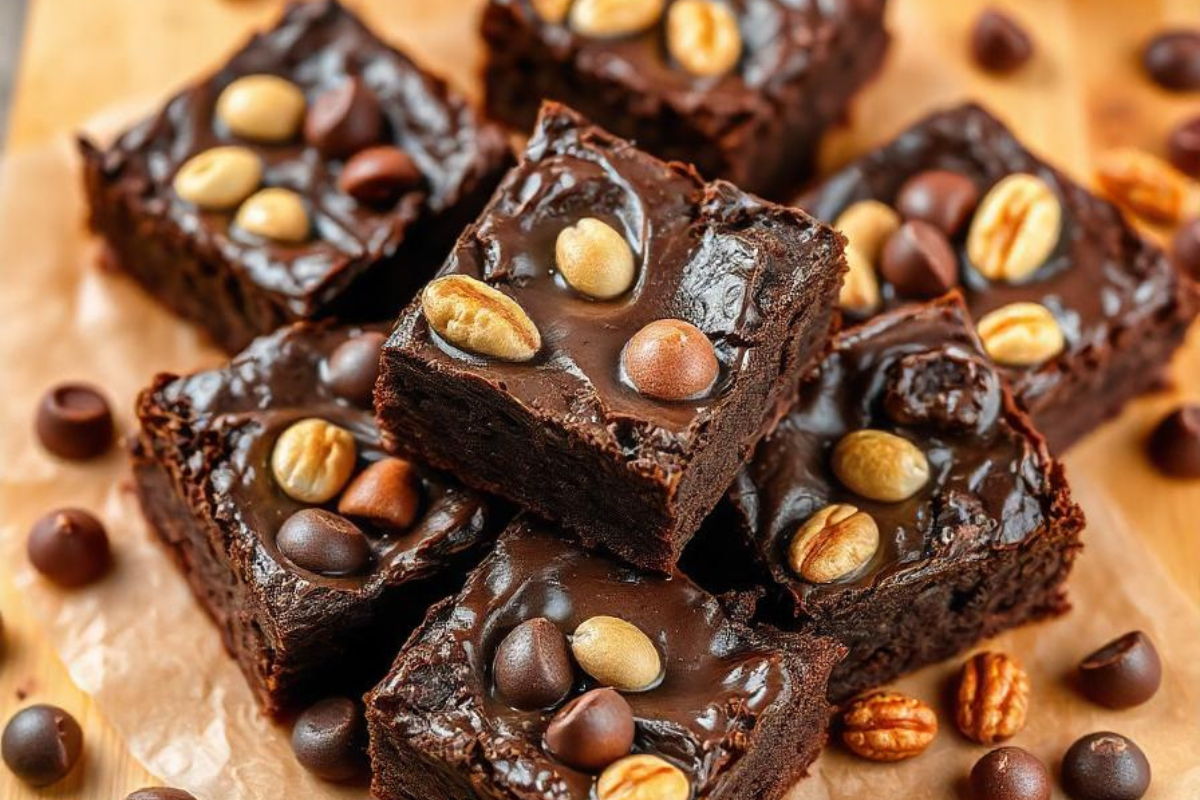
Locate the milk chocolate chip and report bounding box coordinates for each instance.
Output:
[305,77,383,158]
[622,319,719,401]
[35,383,113,460]
[545,688,635,772]
[325,331,387,408]
[895,170,979,235]
[340,146,421,206]
[27,508,110,587]
[880,221,959,298]
[493,618,573,710]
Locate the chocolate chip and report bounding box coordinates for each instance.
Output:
[895,170,979,236]
[291,697,366,782]
[277,509,371,576]
[970,747,1051,800]
[1,705,83,787]
[1168,117,1200,176]
[125,789,198,800]
[35,383,113,460]
[325,331,387,407]
[1172,218,1200,279]
[27,508,110,587]
[545,687,635,772]
[1062,732,1151,800]
[880,221,959,298]
[1142,30,1200,91]
[971,9,1034,74]
[493,618,573,710]
[339,146,421,206]
[622,319,720,401]
[1147,405,1200,478]
[1079,631,1162,709]
[338,457,422,530]
[884,350,1001,433]
[304,77,383,159]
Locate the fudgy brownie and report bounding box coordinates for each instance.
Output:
[133,322,497,717]
[797,103,1199,451]
[482,0,889,199]
[80,1,510,353]
[375,102,846,573]
[366,516,843,800]
[710,295,1085,701]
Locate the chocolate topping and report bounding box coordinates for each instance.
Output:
[35,383,114,460]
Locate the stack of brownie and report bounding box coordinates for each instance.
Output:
[76,2,1199,799]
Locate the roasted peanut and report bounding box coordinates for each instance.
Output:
[556,217,636,299]
[967,173,1062,283]
[172,147,262,210]
[571,616,662,692]
[421,275,541,362]
[977,302,1064,367]
[271,418,357,504]
[832,429,930,503]
[215,74,306,143]
[666,0,742,78]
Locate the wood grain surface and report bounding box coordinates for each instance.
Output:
[1,0,1198,796]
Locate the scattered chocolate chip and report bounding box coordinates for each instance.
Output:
[895,170,980,236]
[325,331,387,407]
[1062,732,1151,800]
[1147,405,1200,478]
[493,618,573,711]
[339,146,421,206]
[970,747,1051,800]
[1142,30,1200,91]
[545,687,635,772]
[125,789,198,800]
[1167,117,1200,176]
[1,705,83,787]
[276,509,371,576]
[338,457,422,530]
[1079,631,1162,709]
[305,77,384,158]
[880,221,959,298]
[35,383,113,460]
[622,319,719,401]
[27,508,110,587]
[971,9,1034,74]
[291,697,366,782]
[1172,218,1200,279]
[884,350,1001,433]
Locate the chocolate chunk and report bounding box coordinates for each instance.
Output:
[970,747,1051,800]
[884,350,1001,433]
[621,319,720,401]
[1172,219,1200,279]
[291,697,366,782]
[1142,30,1200,91]
[1079,631,1162,709]
[339,146,421,206]
[125,789,198,800]
[276,509,371,576]
[895,170,979,235]
[1146,405,1200,478]
[325,331,387,407]
[27,508,111,587]
[1167,117,1200,175]
[1062,732,1151,800]
[880,221,959,298]
[1,705,84,787]
[545,687,635,772]
[970,10,1034,74]
[305,77,384,158]
[493,618,573,710]
[338,458,421,530]
[35,383,113,460]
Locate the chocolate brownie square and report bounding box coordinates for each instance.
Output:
[482,0,889,199]
[133,321,497,717]
[80,1,510,353]
[366,516,843,800]
[797,103,1199,451]
[374,102,846,573]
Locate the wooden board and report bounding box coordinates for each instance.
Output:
[1,0,1198,796]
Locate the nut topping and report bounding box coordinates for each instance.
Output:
[956,651,1031,745]
[531,0,571,24]
[555,217,637,299]
[967,173,1062,283]
[235,188,311,243]
[832,429,930,503]
[1095,146,1192,224]
[173,147,262,210]
[215,74,306,143]
[666,0,743,78]
[421,275,541,362]
[788,504,879,583]
[569,0,665,38]
[271,418,357,504]
[596,754,689,800]
[977,302,1064,367]
[839,247,882,315]
[834,200,901,264]
[841,691,938,762]
[570,615,662,692]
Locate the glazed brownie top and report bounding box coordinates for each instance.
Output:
[798,103,1186,411]
[369,517,841,799]
[728,296,1079,617]
[87,1,507,312]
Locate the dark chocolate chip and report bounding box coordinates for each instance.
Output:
[339,146,421,206]
[27,508,110,587]
[545,687,635,772]
[1168,117,1200,176]
[1172,218,1200,279]
[880,221,959,298]
[304,77,383,159]
[291,697,366,782]
[895,170,980,236]
[971,9,1034,74]
[125,789,198,800]
[970,747,1051,800]
[1147,405,1200,478]
[1062,732,1151,800]
[1,704,83,787]
[1142,30,1200,91]
[493,618,573,711]
[325,331,387,407]
[884,350,1001,433]
[1079,631,1162,709]
[35,383,113,460]
[277,509,371,576]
